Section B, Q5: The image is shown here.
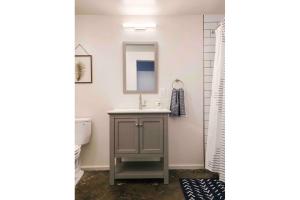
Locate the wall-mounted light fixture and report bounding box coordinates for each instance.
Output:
[122,22,157,31]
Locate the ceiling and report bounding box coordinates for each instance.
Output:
[75,0,225,15]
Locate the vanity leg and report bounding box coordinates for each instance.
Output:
[164,177,169,184]
[109,116,115,185]
[163,115,169,184]
[109,158,115,185]
[163,157,169,184]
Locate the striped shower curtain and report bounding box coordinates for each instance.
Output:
[205,20,225,182]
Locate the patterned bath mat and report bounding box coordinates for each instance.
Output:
[180,178,225,200]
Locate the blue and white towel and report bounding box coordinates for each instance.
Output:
[170,88,186,117]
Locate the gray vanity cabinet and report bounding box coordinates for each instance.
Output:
[115,117,163,154]
[139,118,163,154]
[114,118,139,154]
[108,112,169,185]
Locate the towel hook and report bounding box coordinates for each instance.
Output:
[172,79,184,89]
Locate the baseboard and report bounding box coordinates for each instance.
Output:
[81,165,110,171]
[169,164,204,169]
[81,164,204,171]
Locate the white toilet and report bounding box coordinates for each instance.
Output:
[75,118,92,185]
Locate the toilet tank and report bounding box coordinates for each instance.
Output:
[75,118,92,145]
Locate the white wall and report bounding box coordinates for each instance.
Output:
[75,15,204,169]
[203,15,224,148]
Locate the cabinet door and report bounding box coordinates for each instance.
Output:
[139,118,164,154]
[115,118,139,154]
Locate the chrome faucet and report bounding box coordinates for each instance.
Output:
[139,93,146,109]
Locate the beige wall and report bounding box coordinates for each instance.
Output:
[75,15,204,169]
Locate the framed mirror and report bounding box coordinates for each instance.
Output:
[123,42,158,94]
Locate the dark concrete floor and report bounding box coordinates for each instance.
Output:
[75,169,218,200]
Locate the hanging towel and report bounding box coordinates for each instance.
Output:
[170,88,186,116]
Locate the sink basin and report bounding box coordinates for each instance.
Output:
[108,108,171,114]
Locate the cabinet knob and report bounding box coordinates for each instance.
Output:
[135,123,139,126]
[139,124,143,127]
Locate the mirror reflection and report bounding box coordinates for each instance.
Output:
[123,42,158,93]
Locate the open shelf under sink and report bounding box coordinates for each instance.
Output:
[115,161,164,179]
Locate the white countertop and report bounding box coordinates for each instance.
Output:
[108,108,171,114]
